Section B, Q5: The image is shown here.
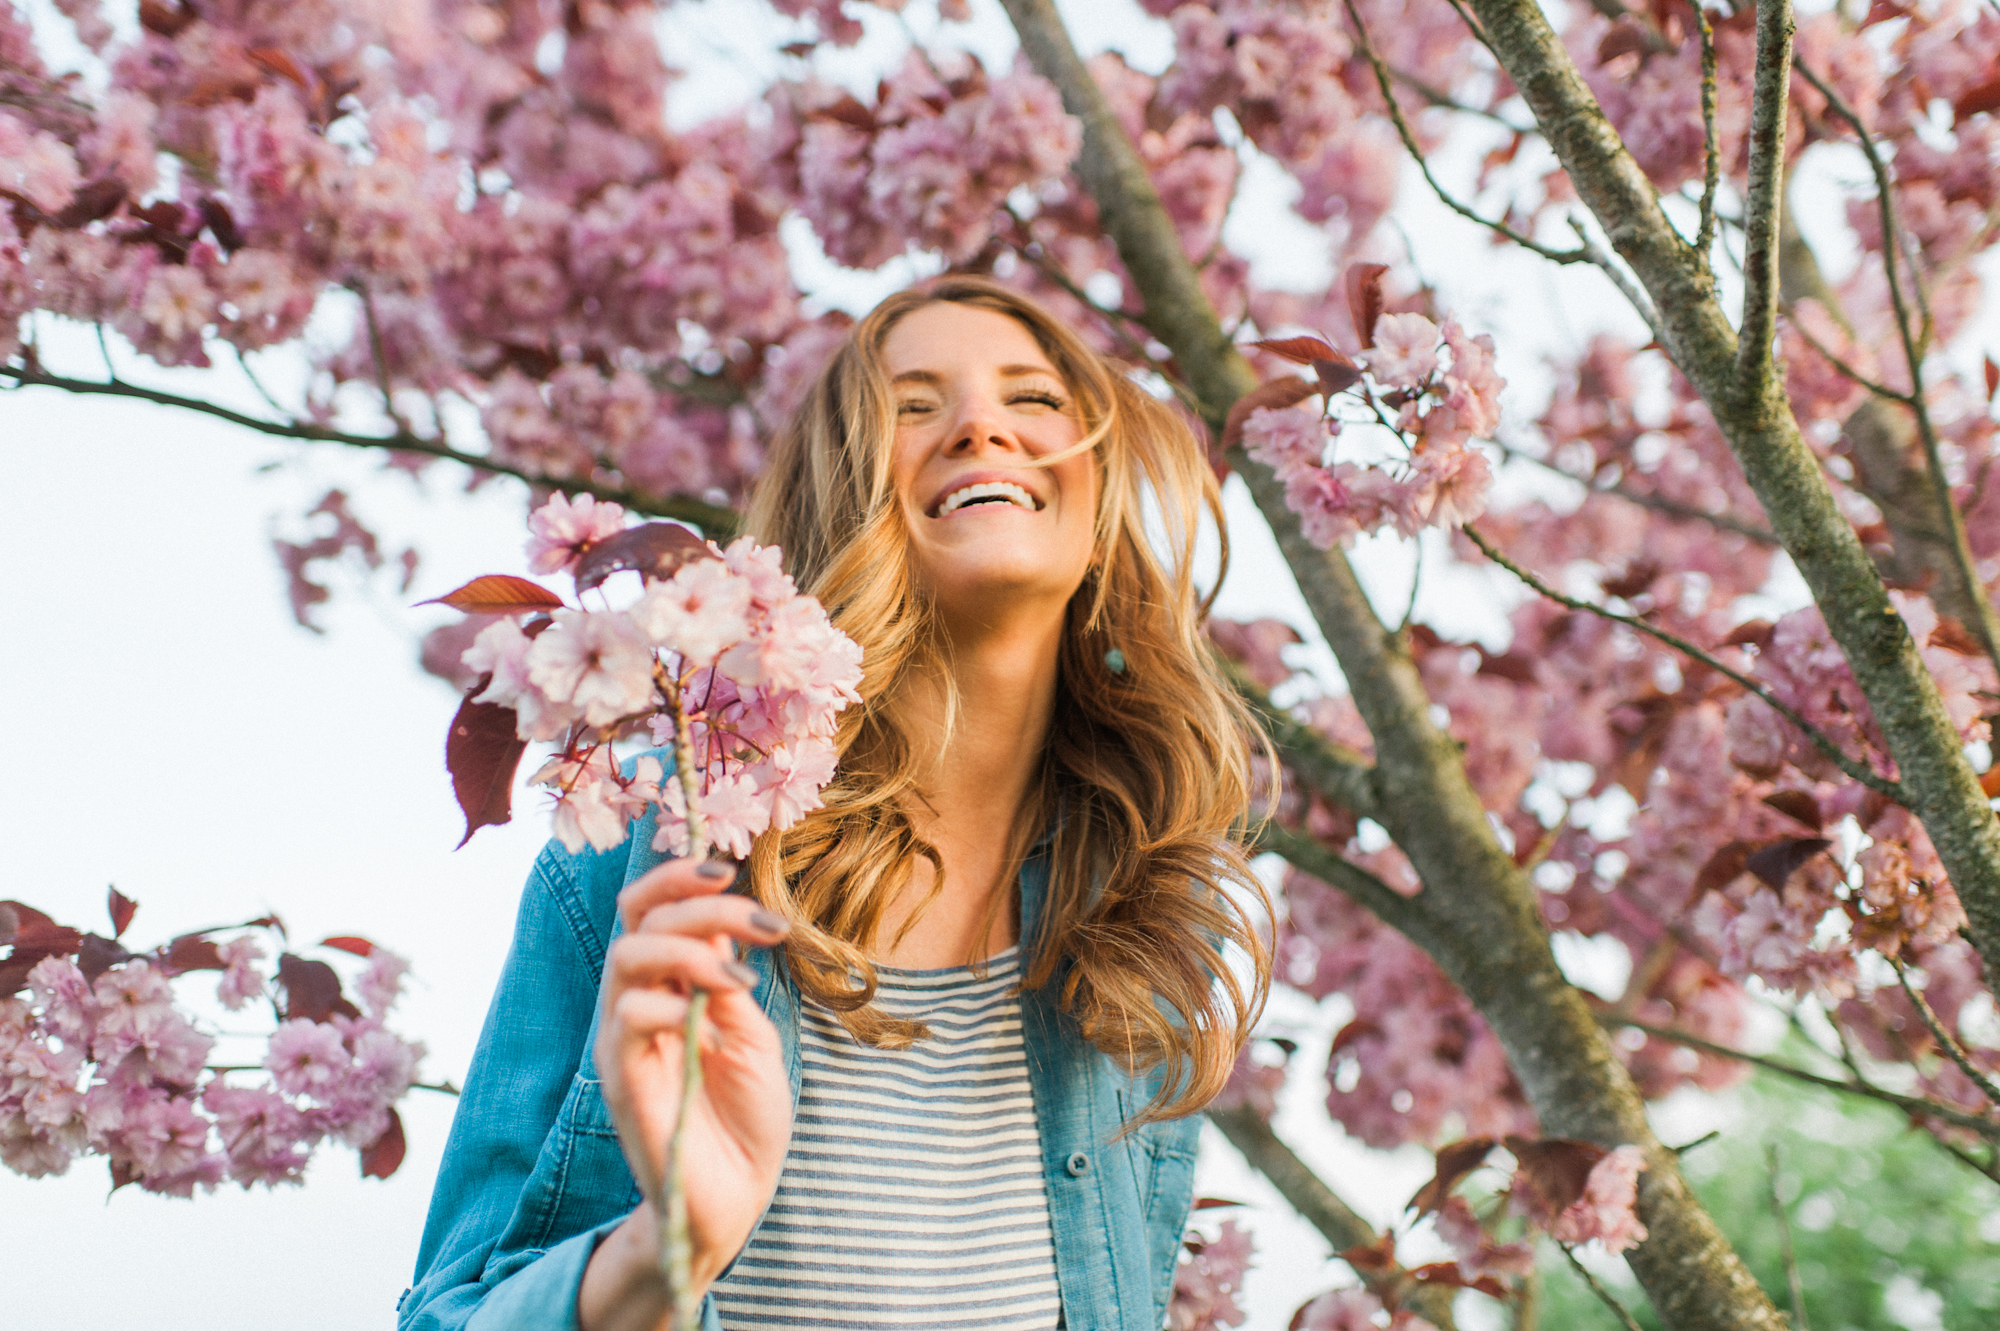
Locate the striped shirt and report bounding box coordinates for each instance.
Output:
[710,946,1063,1331]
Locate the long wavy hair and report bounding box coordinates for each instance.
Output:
[742,276,1270,1121]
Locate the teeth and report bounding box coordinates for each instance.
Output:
[938,481,1036,516]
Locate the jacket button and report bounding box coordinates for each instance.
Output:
[1066,1151,1090,1176]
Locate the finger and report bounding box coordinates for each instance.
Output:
[635,894,790,946]
[607,932,761,997]
[618,858,739,934]
[607,983,694,1049]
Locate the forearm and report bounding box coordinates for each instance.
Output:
[577,1204,724,1331]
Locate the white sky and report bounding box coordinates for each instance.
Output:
[8,0,1994,1326]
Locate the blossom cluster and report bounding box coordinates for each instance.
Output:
[450,494,862,860]
[1,893,421,1196]
[1167,1217,1254,1331]
[1241,311,1502,551]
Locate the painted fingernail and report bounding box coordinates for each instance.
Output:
[749,909,789,936]
[695,861,732,880]
[724,960,759,987]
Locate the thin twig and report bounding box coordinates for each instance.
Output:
[1559,1242,1649,1331]
[1389,65,1532,131]
[1567,214,1663,343]
[1694,5,1721,261]
[232,345,294,421]
[1796,59,2000,685]
[1344,0,1591,265]
[1891,957,2000,1105]
[1464,524,1903,796]
[0,362,741,535]
[1437,0,1498,55]
[1780,303,1916,405]
[1493,437,1778,544]
[1401,538,1424,632]
[1765,1143,1811,1331]
[1601,1016,2000,1141]
[351,280,414,437]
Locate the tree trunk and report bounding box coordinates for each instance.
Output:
[999,1,1792,1327]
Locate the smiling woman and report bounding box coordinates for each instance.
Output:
[399,277,1272,1331]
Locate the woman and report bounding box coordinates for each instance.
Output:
[399,277,1270,1331]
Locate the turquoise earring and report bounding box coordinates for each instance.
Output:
[1103,648,1127,675]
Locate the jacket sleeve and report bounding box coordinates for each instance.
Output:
[398,838,630,1331]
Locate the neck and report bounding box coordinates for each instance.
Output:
[872,602,1066,966]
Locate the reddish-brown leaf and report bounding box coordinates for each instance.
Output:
[1596,18,1651,63]
[574,523,713,593]
[156,933,226,976]
[1928,615,1985,657]
[1476,650,1539,685]
[1505,1135,1607,1216]
[1192,1197,1246,1210]
[107,888,137,940]
[1328,1017,1383,1057]
[77,934,134,983]
[109,1157,140,1193]
[54,178,127,229]
[1221,376,1319,454]
[276,953,358,1023]
[1344,262,1390,348]
[420,575,565,615]
[1340,1231,1399,1275]
[1745,837,1832,891]
[1980,765,2000,798]
[1313,350,1364,395]
[1953,76,2000,125]
[1721,619,1775,648]
[360,1107,408,1179]
[246,47,316,93]
[137,0,195,37]
[1600,561,1660,601]
[1409,1263,1507,1299]
[1984,355,1999,404]
[1409,1136,1497,1215]
[448,676,529,849]
[320,936,377,958]
[1761,789,1823,831]
[1252,336,1339,365]
[1859,0,1909,26]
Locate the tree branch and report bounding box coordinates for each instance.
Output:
[999,3,1790,1327]
[1345,0,1591,266]
[1891,957,2000,1106]
[1560,1241,1651,1331]
[1493,438,1778,545]
[1465,0,2000,1046]
[1694,6,1721,262]
[1206,1104,1460,1330]
[1764,1144,1812,1331]
[1217,656,1382,821]
[1601,1016,2000,1142]
[1463,524,1902,797]
[1794,59,2000,689]
[1735,0,1794,389]
[0,362,741,535]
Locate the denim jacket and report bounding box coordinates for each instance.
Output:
[398,792,1201,1331]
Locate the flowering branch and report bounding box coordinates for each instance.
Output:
[1889,958,2000,1107]
[1491,439,1777,545]
[1601,1016,2000,1144]
[1216,656,1382,822]
[1794,59,2000,687]
[1343,0,1590,267]
[0,362,741,537]
[1462,525,1902,797]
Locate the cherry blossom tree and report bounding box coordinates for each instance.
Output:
[6,0,2000,1326]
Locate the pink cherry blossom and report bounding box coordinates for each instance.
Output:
[1547,1144,1649,1254]
[216,937,267,1011]
[265,1020,353,1100]
[1367,314,1441,388]
[525,493,628,576]
[634,560,756,669]
[526,610,658,727]
[1168,1218,1254,1331]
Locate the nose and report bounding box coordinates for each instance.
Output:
[943,390,1024,457]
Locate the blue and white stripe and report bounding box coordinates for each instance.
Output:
[710,946,1062,1330]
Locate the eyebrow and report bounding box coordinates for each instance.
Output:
[890,364,1059,385]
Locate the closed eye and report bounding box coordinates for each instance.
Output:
[1008,390,1067,410]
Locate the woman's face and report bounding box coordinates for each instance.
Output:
[882,302,1099,632]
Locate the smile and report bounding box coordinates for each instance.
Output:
[932,480,1041,517]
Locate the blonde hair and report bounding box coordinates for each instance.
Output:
[742,276,1270,1121]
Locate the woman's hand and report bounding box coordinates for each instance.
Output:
[579,858,792,1329]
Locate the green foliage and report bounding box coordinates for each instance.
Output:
[1527,1075,2000,1331]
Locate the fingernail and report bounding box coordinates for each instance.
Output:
[695,861,732,880]
[724,960,759,987]
[749,909,790,936]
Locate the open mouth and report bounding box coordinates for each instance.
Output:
[933,481,1041,517]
